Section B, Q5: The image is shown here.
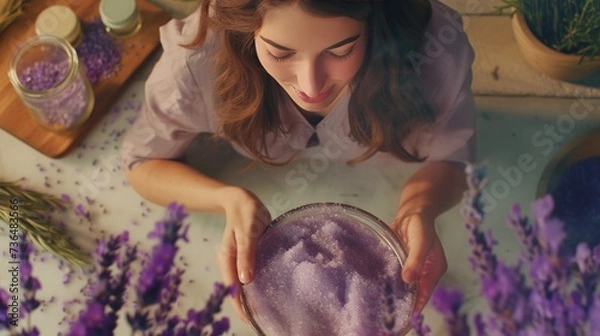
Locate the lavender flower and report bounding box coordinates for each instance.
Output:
[473,313,486,336]
[462,165,498,279]
[127,202,190,332]
[416,164,600,336]
[18,234,43,336]
[19,234,41,316]
[575,243,592,273]
[590,294,600,335]
[0,289,14,330]
[431,287,469,336]
[176,282,236,336]
[69,302,112,336]
[380,281,397,333]
[2,201,234,336]
[573,242,599,312]
[408,313,430,336]
[109,244,137,313]
[154,268,184,325]
[506,203,541,260]
[69,231,134,335]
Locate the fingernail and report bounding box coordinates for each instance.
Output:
[239,270,251,284]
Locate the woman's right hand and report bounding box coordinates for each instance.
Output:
[215,186,272,323]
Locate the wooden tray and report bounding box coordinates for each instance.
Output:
[0,0,171,158]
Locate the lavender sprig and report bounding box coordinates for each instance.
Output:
[408,313,430,336]
[380,281,397,334]
[109,244,138,313]
[590,294,600,335]
[0,288,15,330]
[127,202,190,332]
[416,164,599,336]
[462,165,498,279]
[176,283,236,336]
[19,234,41,332]
[69,232,133,335]
[431,287,469,336]
[573,243,600,311]
[2,202,234,336]
[506,203,541,261]
[154,268,184,327]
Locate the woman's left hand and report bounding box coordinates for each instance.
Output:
[391,214,447,313]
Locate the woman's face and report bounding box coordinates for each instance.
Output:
[255,4,367,114]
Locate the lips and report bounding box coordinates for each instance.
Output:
[295,87,331,104]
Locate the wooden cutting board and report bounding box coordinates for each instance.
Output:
[0,0,171,158]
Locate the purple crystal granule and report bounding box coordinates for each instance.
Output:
[20,61,68,91]
[76,19,122,84]
[18,60,91,129]
[243,210,414,335]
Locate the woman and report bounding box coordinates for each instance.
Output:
[121,0,476,325]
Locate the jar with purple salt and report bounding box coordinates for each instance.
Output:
[8,35,94,132]
[241,203,417,336]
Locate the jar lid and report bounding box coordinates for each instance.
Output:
[35,5,81,46]
[99,0,138,30]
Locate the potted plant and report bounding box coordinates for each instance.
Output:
[498,0,600,81]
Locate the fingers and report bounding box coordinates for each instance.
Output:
[217,230,249,324]
[217,228,239,288]
[216,188,271,325]
[235,203,271,284]
[410,236,448,313]
[400,222,432,284]
[236,223,262,284]
[393,215,448,313]
[411,257,441,313]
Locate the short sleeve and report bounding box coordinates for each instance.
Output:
[411,2,476,164]
[120,11,212,170]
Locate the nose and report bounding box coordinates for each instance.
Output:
[296,60,326,98]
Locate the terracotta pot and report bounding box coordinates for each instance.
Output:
[511,12,600,81]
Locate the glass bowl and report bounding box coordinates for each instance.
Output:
[240,203,416,336]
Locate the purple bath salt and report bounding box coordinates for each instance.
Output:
[242,205,415,336]
[76,19,122,84]
[20,61,68,91]
[19,60,92,130]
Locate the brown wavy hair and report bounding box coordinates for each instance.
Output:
[186,0,435,165]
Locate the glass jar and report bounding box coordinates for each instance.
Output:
[241,203,417,336]
[8,35,94,132]
[99,0,142,38]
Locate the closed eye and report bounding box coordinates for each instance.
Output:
[328,46,356,60]
[266,45,356,63]
[266,50,295,62]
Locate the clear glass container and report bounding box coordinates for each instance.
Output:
[241,203,417,336]
[8,35,94,132]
